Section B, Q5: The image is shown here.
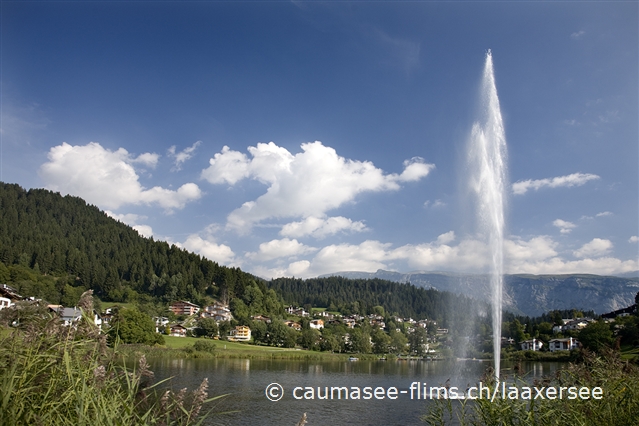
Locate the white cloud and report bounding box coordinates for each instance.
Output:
[393,238,490,272]
[512,172,600,195]
[40,142,201,211]
[105,210,153,238]
[312,240,393,275]
[553,219,577,234]
[251,233,638,279]
[181,234,236,265]
[246,238,317,261]
[596,211,613,217]
[573,238,613,258]
[130,152,160,168]
[168,141,202,171]
[629,236,639,243]
[280,216,367,239]
[570,30,585,40]
[506,236,558,263]
[436,231,456,245]
[132,225,154,238]
[424,199,446,209]
[201,141,434,232]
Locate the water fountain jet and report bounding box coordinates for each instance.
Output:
[468,50,508,380]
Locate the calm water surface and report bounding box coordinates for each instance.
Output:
[149,358,563,426]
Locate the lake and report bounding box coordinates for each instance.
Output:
[149,357,563,425]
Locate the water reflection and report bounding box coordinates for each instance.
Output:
[148,358,562,426]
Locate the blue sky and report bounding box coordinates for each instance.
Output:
[1,1,637,278]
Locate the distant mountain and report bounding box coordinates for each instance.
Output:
[612,270,639,278]
[319,270,639,317]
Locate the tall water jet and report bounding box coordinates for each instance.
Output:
[468,50,508,379]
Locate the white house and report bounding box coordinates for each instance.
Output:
[520,338,544,351]
[310,319,324,330]
[56,307,102,330]
[154,316,170,333]
[548,337,579,352]
[0,297,12,310]
[202,302,233,322]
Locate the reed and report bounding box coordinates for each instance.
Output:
[0,292,229,426]
[422,349,639,426]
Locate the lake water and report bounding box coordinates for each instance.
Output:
[149,358,563,426]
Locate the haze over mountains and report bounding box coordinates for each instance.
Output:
[320,270,639,317]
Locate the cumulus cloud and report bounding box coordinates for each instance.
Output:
[436,231,456,245]
[512,172,600,195]
[553,219,577,234]
[105,210,153,238]
[181,234,236,265]
[168,141,202,171]
[201,141,434,231]
[280,216,367,239]
[130,152,160,168]
[40,142,201,211]
[311,240,393,275]
[249,232,638,280]
[506,235,558,262]
[596,211,612,217]
[573,238,613,258]
[629,236,639,243]
[246,238,317,262]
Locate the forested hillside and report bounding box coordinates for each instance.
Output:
[268,276,487,328]
[0,182,492,327]
[0,182,257,305]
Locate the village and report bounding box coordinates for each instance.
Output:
[4,282,630,357]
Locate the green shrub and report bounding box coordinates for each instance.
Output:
[193,340,217,353]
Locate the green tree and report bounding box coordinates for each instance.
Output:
[320,333,341,352]
[194,317,219,338]
[242,283,264,316]
[299,328,320,350]
[408,327,428,356]
[349,328,371,354]
[0,261,10,283]
[578,321,614,353]
[389,329,408,354]
[267,320,289,347]
[250,320,268,343]
[509,319,527,344]
[108,308,164,345]
[218,321,232,339]
[230,298,249,323]
[371,328,391,354]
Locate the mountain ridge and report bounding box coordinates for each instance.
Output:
[320,269,639,317]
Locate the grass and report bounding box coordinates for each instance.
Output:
[620,344,639,361]
[134,336,351,360]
